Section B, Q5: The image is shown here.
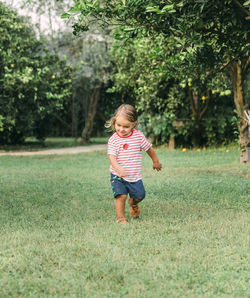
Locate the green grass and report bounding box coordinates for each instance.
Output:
[0,137,108,152]
[0,148,249,297]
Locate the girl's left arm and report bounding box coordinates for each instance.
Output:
[146,147,162,171]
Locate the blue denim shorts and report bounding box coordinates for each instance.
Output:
[110,173,146,199]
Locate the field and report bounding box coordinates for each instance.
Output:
[0,146,249,297]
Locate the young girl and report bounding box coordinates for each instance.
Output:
[106,104,162,225]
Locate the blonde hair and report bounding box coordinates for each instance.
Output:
[105,104,138,131]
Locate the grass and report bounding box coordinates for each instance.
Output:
[0,147,249,297]
[0,137,108,152]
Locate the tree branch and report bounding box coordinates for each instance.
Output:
[232,0,250,17]
[188,87,197,118]
[199,90,211,120]
[206,58,234,79]
[96,110,107,122]
[53,113,71,129]
[242,55,250,75]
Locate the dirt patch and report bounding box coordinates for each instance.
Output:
[241,174,249,179]
[0,144,107,156]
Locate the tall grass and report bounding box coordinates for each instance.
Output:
[0,148,249,297]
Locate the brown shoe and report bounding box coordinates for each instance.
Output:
[128,198,140,218]
[116,217,128,225]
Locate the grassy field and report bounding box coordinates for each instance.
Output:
[0,147,249,297]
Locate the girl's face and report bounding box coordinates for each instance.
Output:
[115,115,135,137]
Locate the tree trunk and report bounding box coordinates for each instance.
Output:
[168,136,175,150]
[80,84,102,144]
[188,89,202,147]
[230,61,249,162]
[193,92,202,147]
[188,87,212,147]
[71,91,76,138]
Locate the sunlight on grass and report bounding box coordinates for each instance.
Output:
[0,148,249,296]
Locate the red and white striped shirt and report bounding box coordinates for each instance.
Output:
[107,129,152,182]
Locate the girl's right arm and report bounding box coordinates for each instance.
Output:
[146,147,162,171]
[108,155,126,178]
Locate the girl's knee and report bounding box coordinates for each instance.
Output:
[116,194,127,201]
[133,198,144,204]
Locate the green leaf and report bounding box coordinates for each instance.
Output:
[124,27,136,32]
[61,13,71,19]
[68,5,79,13]
[146,6,159,13]
[162,4,174,11]
[176,2,184,7]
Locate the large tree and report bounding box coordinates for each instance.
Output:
[0,2,72,144]
[63,0,250,161]
[56,27,112,143]
[4,0,114,142]
[108,33,235,147]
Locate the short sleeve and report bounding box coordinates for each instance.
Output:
[140,132,152,152]
[107,137,117,156]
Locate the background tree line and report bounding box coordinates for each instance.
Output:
[0,1,249,161]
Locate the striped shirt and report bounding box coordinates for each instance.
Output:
[107,129,152,182]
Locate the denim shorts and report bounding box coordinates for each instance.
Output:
[110,173,146,199]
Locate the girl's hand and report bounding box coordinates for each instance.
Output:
[146,147,162,172]
[109,155,126,178]
[117,167,126,178]
[153,162,162,171]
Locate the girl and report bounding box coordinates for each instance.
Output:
[106,104,162,225]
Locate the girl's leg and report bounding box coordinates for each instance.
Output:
[130,198,143,204]
[115,195,127,223]
[128,198,143,218]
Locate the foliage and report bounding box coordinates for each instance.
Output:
[20,0,121,140]
[63,0,249,65]
[55,26,117,141]
[0,3,72,144]
[63,0,249,148]
[108,34,237,146]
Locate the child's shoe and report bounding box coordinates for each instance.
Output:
[116,217,128,225]
[128,198,140,218]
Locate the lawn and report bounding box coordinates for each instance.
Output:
[0,147,249,297]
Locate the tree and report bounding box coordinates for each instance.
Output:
[0,2,72,144]
[109,34,236,147]
[56,27,112,143]
[8,0,120,142]
[63,0,250,160]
